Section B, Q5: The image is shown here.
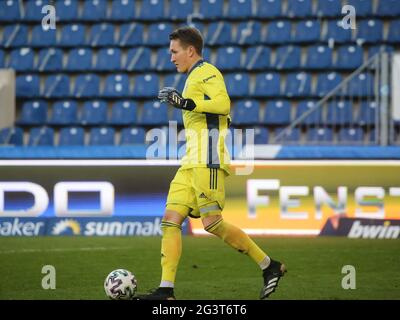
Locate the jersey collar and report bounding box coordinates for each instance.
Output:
[187,59,204,77]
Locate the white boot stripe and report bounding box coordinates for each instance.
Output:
[266,281,278,289]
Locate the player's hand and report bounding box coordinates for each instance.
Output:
[158,87,196,111]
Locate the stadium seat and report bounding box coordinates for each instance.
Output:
[43,74,70,98]
[358,101,377,125]
[337,127,364,144]
[199,0,223,19]
[0,0,23,21]
[28,127,55,146]
[0,50,4,68]
[356,19,383,43]
[66,48,93,71]
[286,0,313,18]
[347,0,373,17]
[216,46,241,71]
[140,102,169,125]
[37,48,64,71]
[133,74,159,98]
[226,0,253,19]
[89,23,116,47]
[81,0,107,21]
[347,73,374,97]
[8,48,35,71]
[164,74,186,92]
[386,20,400,43]
[335,45,363,70]
[292,20,321,43]
[324,20,352,43]
[49,101,78,125]
[232,100,260,125]
[253,127,269,144]
[315,72,343,97]
[94,48,122,71]
[315,0,342,17]
[59,24,86,47]
[30,25,57,47]
[125,47,152,71]
[169,0,194,20]
[118,23,145,46]
[109,0,136,21]
[80,100,108,125]
[224,73,250,98]
[154,48,176,71]
[0,127,24,146]
[326,101,353,125]
[109,101,137,125]
[275,46,301,70]
[295,101,322,125]
[263,100,291,124]
[284,72,312,98]
[243,46,271,71]
[185,21,205,35]
[263,21,291,44]
[103,74,131,97]
[59,127,85,146]
[89,127,115,146]
[304,45,333,69]
[307,128,334,143]
[170,108,183,126]
[120,127,146,145]
[72,74,100,98]
[274,127,301,144]
[139,0,165,21]
[367,45,394,59]
[1,25,28,48]
[235,21,261,45]
[16,74,41,98]
[206,22,232,46]
[18,100,48,125]
[256,0,282,18]
[147,23,174,45]
[24,0,50,21]
[56,0,79,21]
[253,72,281,97]
[376,0,400,17]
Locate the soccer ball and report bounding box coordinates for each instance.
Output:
[104,269,137,300]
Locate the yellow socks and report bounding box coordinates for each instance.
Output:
[160,220,182,287]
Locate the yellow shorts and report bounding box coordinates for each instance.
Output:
[166,167,226,219]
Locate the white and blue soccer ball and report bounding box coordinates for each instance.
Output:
[104,269,137,300]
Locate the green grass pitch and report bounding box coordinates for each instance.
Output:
[0,236,399,300]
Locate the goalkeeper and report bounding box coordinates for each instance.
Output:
[138,27,286,300]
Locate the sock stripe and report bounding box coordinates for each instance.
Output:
[161,221,182,230]
[204,217,223,232]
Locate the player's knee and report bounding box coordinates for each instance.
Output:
[163,210,185,225]
[202,213,223,234]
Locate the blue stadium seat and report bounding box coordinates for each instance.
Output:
[81,0,107,21]
[226,0,253,19]
[164,74,186,92]
[358,101,377,125]
[199,0,223,19]
[244,46,271,71]
[1,25,28,48]
[56,0,79,21]
[263,100,291,124]
[253,72,281,97]
[295,101,322,125]
[224,73,250,98]
[335,45,363,70]
[206,22,232,46]
[263,21,291,44]
[315,0,342,17]
[347,0,373,17]
[376,0,400,17]
[367,128,378,144]
[8,48,35,71]
[284,72,312,98]
[59,24,86,47]
[233,100,260,125]
[66,48,93,71]
[120,127,146,145]
[89,23,115,47]
[0,127,23,146]
[286,0,313,18]
[324,20,352,43]
[28,127,54,146]
[89,127,115,146]
[236,21,261,45]
[31,25,57,47]
[72,74,100,98]
[356,19,383,43]
[185,22,205,35]
[367,45,394,59]
[103,74,131,97]
[109,101,137,125]
[275,46,301,70]
[37,48,63,71]
[147,23,174,45]
[133,74,159,98]
[0,0,22,21]
[49,101,78,125]
[203,47,212,62]
[347,73,374,97]
[256,0,282,18]
[94,48,122,71]
[307,128,334,143]
[80,100,108,125]
[338,127,364,144]
[304,45,333,69]
[109,0,136,21]
[326,101,353,125]
[170,108,183,126]
[216,46,241,71]
[59,127,85,146]
[139,0,165,21]
[154,48,175,72]
[125,47,152,71]
[16,74,41,98]
[315,72,343,97]
[254,127,269,144]
[18,100,48,125]
[169,0,194,20]
[24,0,50,21]
[43,74,70,98]
[0,50,4,68]
[292,20,321,43]
[118,23,145,46]
[274,127,301,144]
[386,20,400,43]
[140,102,169,125]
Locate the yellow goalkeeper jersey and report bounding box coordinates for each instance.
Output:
[180,60,232,175]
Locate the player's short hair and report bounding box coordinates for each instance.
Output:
[169,27,203,56]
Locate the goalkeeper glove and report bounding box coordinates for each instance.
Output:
[158,87,196,111]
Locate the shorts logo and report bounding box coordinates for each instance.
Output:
[199,192,209,200]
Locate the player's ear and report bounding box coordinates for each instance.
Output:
[188,46,195,57]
